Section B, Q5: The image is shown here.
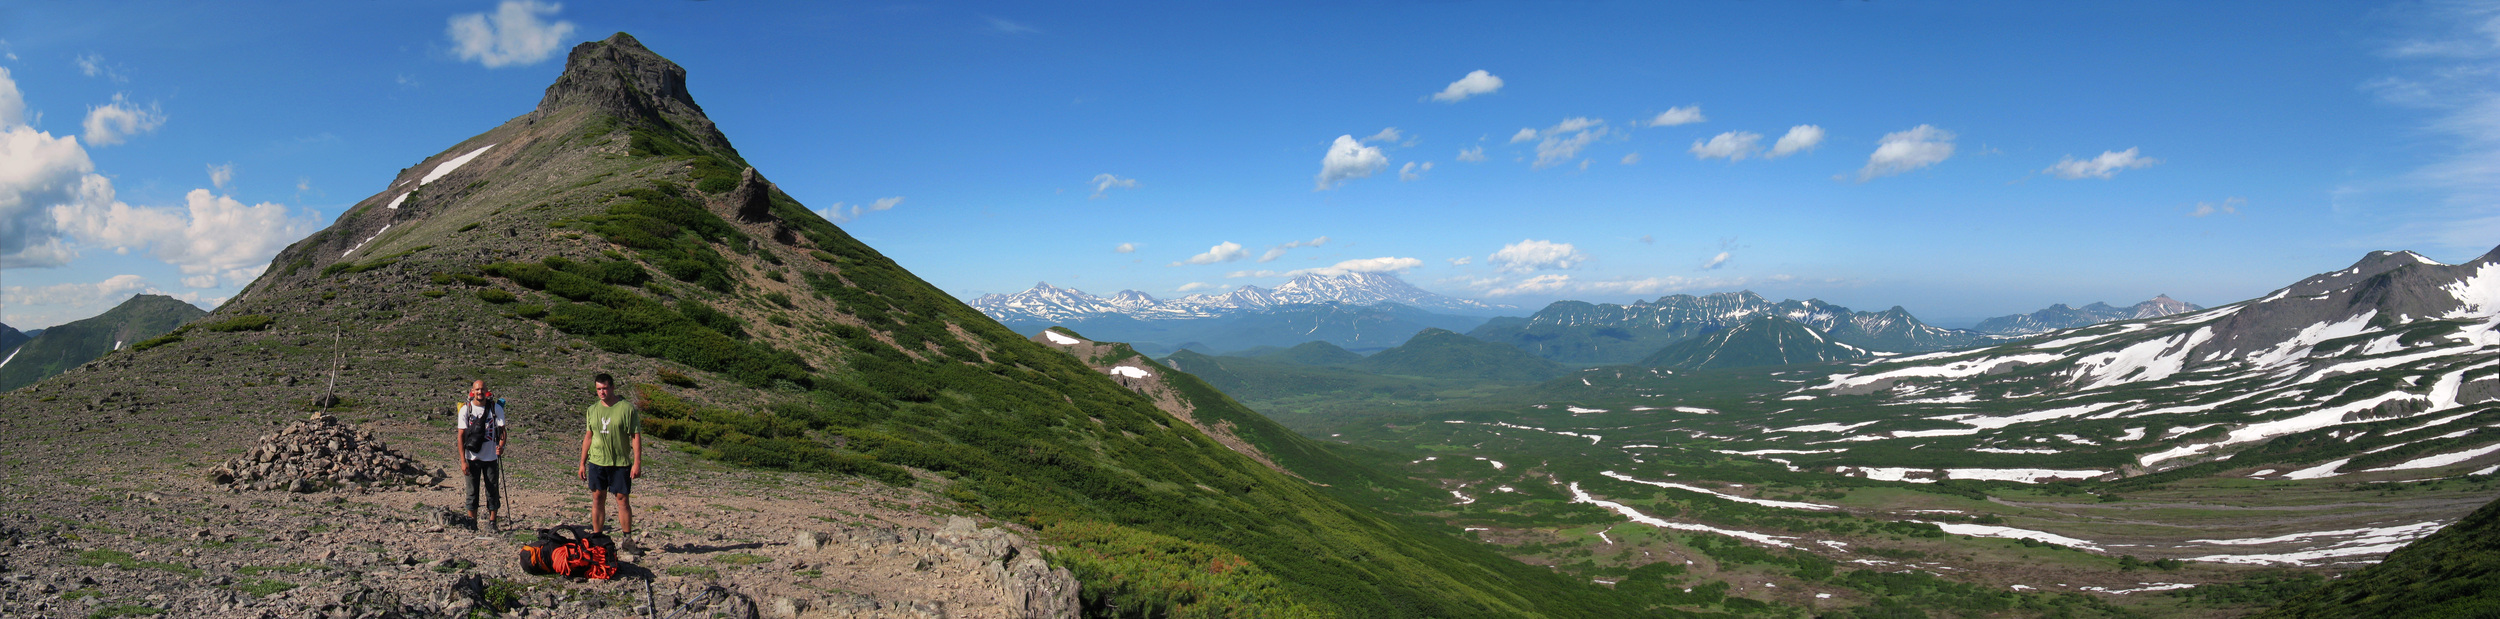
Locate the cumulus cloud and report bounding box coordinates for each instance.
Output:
[1363,127,1403,144]
[1316,135,1389,190]
[2043,147,2159,179]
[1447,256,1472,266]
[0,68,23,127]
[1457,146,1486,162]
[1090,173,1137,199]
[1648,106,1705,127]
[1621,152,1641,165]
[1228,256,1420,279]
[814,196,901,223]
[82,94,165,146]
[1520,118,1608,169]
[1769,125,1824,158]
[1700,251,1731,270]
[2190,197,2244,217]
[1175,282,1223,293]
[1431,70,1504,103]
[1173,241,1248,266]
[447,0,578,68]
[1399,161,1433,181]
[1485,274,1573,296]
[1489,239,1586,273]
[1690,131,1762,161]
[1508,128,1538,144]
[1858,124,1955,181]
[74,53,126,83]
[0,274,158,327]
[208,163,234,190]
[50,188,319,286]
[1114,242,1136,253]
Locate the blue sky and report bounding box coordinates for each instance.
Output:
[5,1,2499,329]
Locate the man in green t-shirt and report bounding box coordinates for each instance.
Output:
[576,373,642,534]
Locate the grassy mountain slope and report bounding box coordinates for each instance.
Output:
[0,322,28,354]
[1358,328,1569,381]
[0,294,205,391]
[0,33,1663,617]
[1254,340,1366,366]
[2257,493,2500,618]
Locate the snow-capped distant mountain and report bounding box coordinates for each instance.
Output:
[1973,295,2204,335]
[1808,246,2500,474]
[969,272,1509,324]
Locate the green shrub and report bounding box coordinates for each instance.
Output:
[476,289,517,304]
[131,334,183,351]
[203,315,274,332]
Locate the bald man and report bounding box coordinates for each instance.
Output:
[456,380,508,532]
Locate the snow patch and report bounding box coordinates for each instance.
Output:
[1776,421,1879,433]
[1570,482,1797,547]
[421,144,496,186]
[1108,366,1151,379]
[2281,459,2351,480]
[2186,521,2448,566]
[1601,471,1838,511]
[1043,331,1081,345]
[2361,441,2500,472]
[1933,523,2103,552]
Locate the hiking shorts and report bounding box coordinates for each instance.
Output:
[586,463,633,496]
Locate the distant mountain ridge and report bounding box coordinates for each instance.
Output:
[1469,290,1996,365]
[1639,314,1872,370]
[1973,294,2202,335]
[0,294,206,392]
[970,272,1508,324]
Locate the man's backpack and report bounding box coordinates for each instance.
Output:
[519,526,616,579]
[460,398,507,454]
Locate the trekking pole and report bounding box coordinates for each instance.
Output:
[320,327,342,412]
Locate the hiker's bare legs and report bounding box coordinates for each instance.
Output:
[618,494,633,534]
[589,489,608,533]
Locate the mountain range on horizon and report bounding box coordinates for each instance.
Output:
[1972,294,2203,335]
[968,271,1510,324]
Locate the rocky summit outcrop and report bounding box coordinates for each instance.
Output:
[777,517,1079,619]
[532,32,732,154]
[206,412,444,493]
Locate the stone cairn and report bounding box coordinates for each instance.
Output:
[207,412,444,493]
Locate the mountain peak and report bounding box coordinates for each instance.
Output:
[535,32,730,152]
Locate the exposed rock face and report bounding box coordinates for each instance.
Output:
[731,167,779,223]
[206,412,443,493]
[534,32,733,154]
[778,516,1080,619]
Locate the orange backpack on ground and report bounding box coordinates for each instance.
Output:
[519,526,617,579]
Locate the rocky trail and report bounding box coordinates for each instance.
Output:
[0,394,1078,619]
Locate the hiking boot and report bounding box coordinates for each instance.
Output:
[482,513,499,533]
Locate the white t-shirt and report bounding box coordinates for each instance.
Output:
[457,401,507,462]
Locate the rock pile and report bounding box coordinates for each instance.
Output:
[206,412,444,493]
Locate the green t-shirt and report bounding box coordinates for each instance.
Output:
[585,399,641,467]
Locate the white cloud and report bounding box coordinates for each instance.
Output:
[1508,128,1538,144]
[1399,161,1433,181]
[1858,124,1956,181]
[0,67,23,127]
[1114,242,1136,253]
[1316,135,1389,190]
[1522,118,1608,169]
[871,196,903,211]
[1690,131,1763,161]
[1621,152,1641,165]
[1638,235,1654,244]
[2190,197,2244,217]
[816,197,900,223]
[0,274,158,327]
[1173,241,1248,266]
[1576,275,1749,296]
[1486,274,1573,296]
[82,94,165,146]
[1700,251,1731,270]
[1490,239,1586,273]
[1447,256,1472,266]
[1175,282,1223,293]
[1431,70,1504,103]
[1769,125,1824,158]
[1457,146,1486,162]
[1257,236,1329,262]
[987,17,1040,34]
[447,0,578,68]
[182,274,216,288]
[1228,256,1419,279]
[208,163,234,190]
[73,53,125,83]
[49,188,319,286]
[1648,106,1705,127]
[1363,127,1403,144]
[2044,147,2159,179]
[1090,173,1138,199]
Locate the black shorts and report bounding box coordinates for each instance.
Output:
[586,463,633,495]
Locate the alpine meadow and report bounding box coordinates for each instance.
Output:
[6,3,2500,618]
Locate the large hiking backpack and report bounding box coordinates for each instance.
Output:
[459,397,507,454]
[519,526,616,579]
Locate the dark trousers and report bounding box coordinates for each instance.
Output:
[465,459,503,513]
